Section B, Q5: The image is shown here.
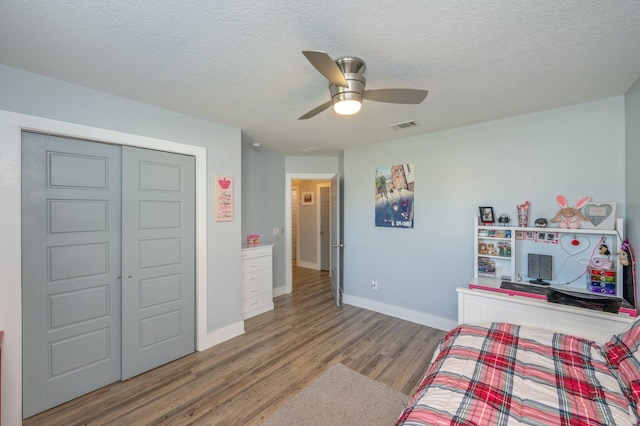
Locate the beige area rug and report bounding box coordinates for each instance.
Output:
[261,363,409,426]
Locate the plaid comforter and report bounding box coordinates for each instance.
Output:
[396,323,636,425]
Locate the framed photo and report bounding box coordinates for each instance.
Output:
[479,206,495,224]
[581,202,616,229]
[302,191,315,206]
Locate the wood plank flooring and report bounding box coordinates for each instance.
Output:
[24,266,447,425]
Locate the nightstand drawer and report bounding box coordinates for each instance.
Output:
[242,292,273,312]
[241,255,271,274]
[242,271,270,295]
[241,246,272,260]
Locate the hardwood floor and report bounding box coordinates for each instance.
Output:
[24,266,447,425]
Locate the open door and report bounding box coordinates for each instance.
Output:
[330,175,342,306]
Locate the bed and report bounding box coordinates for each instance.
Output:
[396,320,640,425]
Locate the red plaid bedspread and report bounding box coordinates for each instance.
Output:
[396,323,636,425]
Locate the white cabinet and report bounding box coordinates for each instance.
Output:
[241,245,274,319]
[473,217,625,298]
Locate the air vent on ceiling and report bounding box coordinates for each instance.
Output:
[299,147,323,153]
[388,120,417,130]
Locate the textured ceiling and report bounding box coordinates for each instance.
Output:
[1,1,639,156]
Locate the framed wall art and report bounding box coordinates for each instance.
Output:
[215,176,233,221]
[301,191,314,205]
[375,163,414,228]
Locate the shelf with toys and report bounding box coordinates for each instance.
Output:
[472,216,629,304]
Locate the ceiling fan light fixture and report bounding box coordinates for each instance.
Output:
[333,99,361,115]
[298,50,428,120]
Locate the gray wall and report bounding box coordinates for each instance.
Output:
[343,96,627,328]
[241,143,286,288]
[626,75,640,304]
[285,156,339,174]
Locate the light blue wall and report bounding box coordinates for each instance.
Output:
[343,97,626,326]
[285,156,339,174]
[0,64,243,333]
[625,75,640,305]
[241,144,286,288]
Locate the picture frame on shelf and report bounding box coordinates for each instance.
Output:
[479,206,495,224]
[581,202,616,230]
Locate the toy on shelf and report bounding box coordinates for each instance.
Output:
[247,234,260,245]
[551,195,591,229]
[517,201,529,227]
[498,214,510,226]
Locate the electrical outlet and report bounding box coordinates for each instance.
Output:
[371,279,378,290]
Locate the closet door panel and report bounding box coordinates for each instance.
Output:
[121,146,195,379]
[21,133,122,418]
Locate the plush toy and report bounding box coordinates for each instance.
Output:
[618,240,631,266]
[551,195,591,229]
[599,244,611,256]
[618,250,630,266]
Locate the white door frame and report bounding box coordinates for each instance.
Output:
[285,173,335,294]
[291,185,299,262]
[317,182,331,271]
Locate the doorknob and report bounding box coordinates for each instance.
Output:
[331,243,344,248]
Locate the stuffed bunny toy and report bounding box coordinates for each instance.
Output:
[551,195,591,229]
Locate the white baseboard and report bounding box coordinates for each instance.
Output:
[197,320,245,351]
[273,285,288,297]
[296,260,319,270]
[342,294,457,332]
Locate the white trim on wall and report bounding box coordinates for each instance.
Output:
[342,294,458,332]
[317,182,330,270]
[0,110,210,423]
[292,185,300,263]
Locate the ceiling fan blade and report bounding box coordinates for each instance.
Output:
[302,50,348,87]
[298,100,333,120]
[363,89,428,104]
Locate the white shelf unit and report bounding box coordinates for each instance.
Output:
[473,217,624,297]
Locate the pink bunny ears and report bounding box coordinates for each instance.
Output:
[556,195,591,209]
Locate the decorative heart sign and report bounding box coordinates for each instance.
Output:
[581,202,616,229]
[559,234,590,256]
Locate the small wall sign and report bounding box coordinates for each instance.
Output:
[215,176,233,221]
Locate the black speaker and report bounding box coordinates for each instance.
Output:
[528,253,552,285]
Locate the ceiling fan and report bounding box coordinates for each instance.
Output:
[298,50,428,120]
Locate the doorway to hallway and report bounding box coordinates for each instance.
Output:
[285,173,340,293]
